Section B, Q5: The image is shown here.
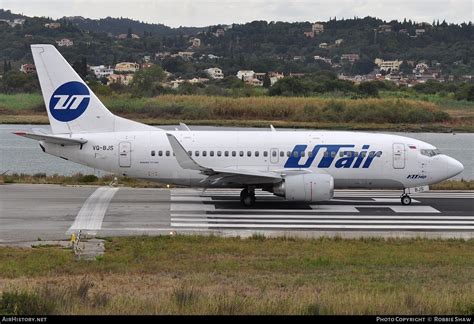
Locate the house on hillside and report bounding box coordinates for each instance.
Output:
[20,64,36,74]
[90,65,114,78]
[341,54,360,63]
[312,23,324,34]
[236,70,255,81]
[374,58,402,72]
[205,67,224,79]
[56,38,73,47]
[115,62,139,73]
[107,74,134,86]
[45,22,61,29]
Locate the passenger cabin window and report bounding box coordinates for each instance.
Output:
[188,151,192,156]
[323,151,329,157]
[195,151,200,157]
[272,151,277,157]
[293,151,298,158]
[308,151,313,158]
[210,151,214,157]
[376,151,382,157]
[420,149,440,157]
[166,150,170,157]
[239,151,244,157]
[280,151,284,157]
[158,151,163,157]
[255,151,259,157]
[225,151,229,157]
[232,151,236,157]
[287,151,291,157]
[217,151,222,157]
[203,151,207,157]
[247,151,252,157]
[151,150,155,156]
[301,151,305,157]
[331,151,336,158]
[263,151,268,157]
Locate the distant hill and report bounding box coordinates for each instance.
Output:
[62,16,206,37]
[0,9,472,78]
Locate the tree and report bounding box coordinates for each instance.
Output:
[130,64,166,97]
[269,77,311,96]
[127,27,132,39]
[263,73,271,88]
[72,57,88,79]
[358,82,379,97]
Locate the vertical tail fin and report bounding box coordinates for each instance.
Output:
[31,44,154,134]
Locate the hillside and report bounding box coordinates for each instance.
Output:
[0,9,472,77]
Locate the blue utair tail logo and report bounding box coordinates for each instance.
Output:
[284,144,382,169]
[49,81,90,122]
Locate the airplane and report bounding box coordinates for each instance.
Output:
[14,44,464,207]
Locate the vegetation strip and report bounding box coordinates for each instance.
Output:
[0,236,472,315]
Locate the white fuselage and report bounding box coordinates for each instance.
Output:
[40,129,463,189]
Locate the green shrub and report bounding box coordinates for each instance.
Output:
[0,291,56,315]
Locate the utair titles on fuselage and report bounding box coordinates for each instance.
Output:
[285,144,381,169]
[14,44,464,207]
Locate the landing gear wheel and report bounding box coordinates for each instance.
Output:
[401,194,412,205]
[240,188,256,207]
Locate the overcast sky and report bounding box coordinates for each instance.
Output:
[3,0,472,27]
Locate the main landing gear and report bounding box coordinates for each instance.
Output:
[240,187,256,207]
[401,189,412,205]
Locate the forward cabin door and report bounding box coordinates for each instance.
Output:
[393,143,405,169]
[119,142,131,167]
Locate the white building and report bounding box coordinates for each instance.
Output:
[190,38,201,48]
[205,67,224,79]
[314,56,332,65]
[268,72,284,86]
[312,23,324,34]
[177,52,194,60]
[236,70,255,81]
[90,65,114,78]
[56,38,74,47]
[374,59,403,72]
[319,42,328,49]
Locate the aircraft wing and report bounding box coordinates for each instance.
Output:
[166,133,282,185]
[13,131,87,145]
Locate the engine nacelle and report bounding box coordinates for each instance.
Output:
[273,173,334,202]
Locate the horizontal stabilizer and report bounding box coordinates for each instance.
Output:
[13,131,87,145]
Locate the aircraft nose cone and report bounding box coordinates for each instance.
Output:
[447,158,464,178]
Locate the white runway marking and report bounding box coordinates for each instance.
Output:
[169,189,471,232]
[67,187,119,236]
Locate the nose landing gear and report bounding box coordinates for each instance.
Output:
[240,187,256,207]
[400,188,412,205]
[401,194,412,205]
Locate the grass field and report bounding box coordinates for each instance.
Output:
[0,236,472,315]
[0,93,472,132]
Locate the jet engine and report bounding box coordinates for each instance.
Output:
[272,173,334,202]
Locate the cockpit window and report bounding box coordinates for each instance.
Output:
[420,149,440,157]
